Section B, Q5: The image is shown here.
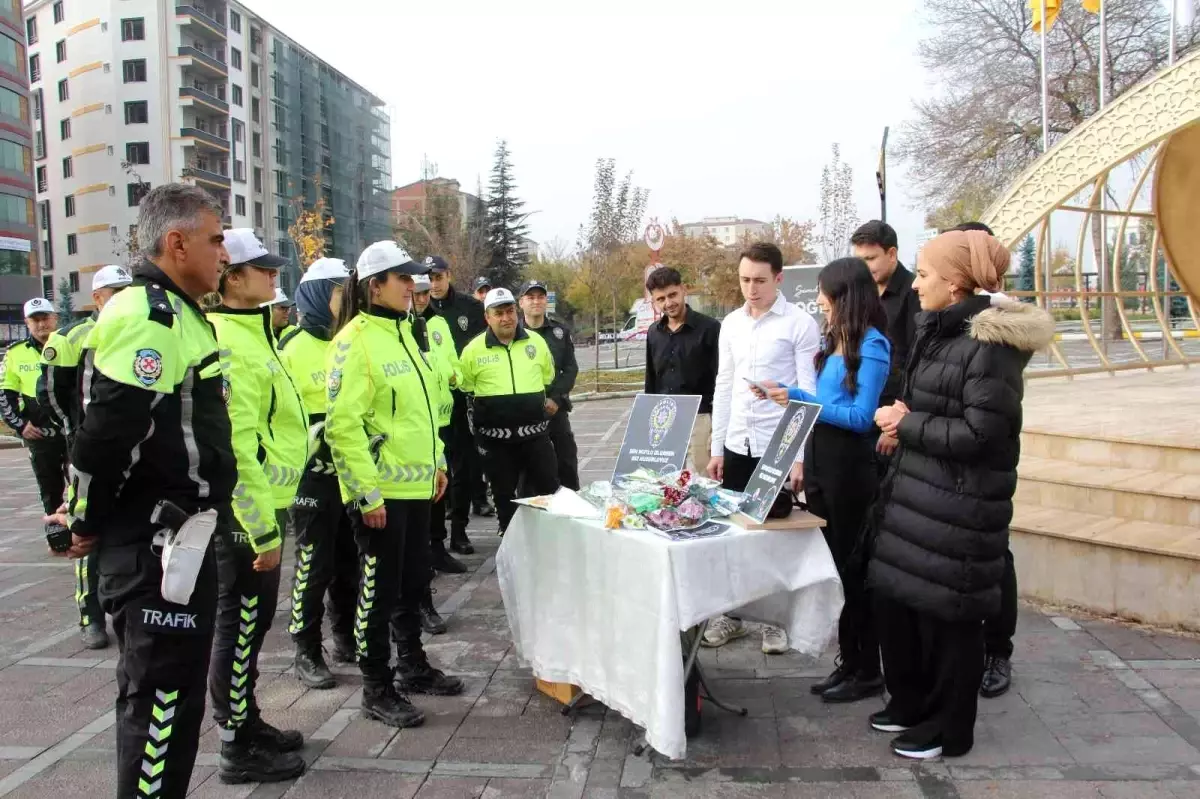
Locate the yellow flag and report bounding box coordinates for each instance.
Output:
[1082,0,1101,13]
[1030,0,1061,32]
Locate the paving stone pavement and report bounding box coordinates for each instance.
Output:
[1,398,1199,798]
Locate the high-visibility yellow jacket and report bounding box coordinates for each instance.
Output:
[459,326,554,441]
[278,325,335,476]
[325,308,445,510]
[423,314,460,429]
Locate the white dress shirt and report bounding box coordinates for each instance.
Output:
[710,291,821,461]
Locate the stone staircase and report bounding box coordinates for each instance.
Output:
[1011,429,1200,632]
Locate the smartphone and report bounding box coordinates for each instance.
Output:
[744,377,775,396]
[45,522,72,553]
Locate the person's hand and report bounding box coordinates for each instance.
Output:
[788,462,804,494]
[767,386,790,407]
[874,402,909,435]
[747,378,779,400]
[707,455,724,482]
[253,543,282,572]
[544,398,559,416]
[434,469,448,502]
[876,433,899,456]
[362,505,386,529]
[44,511,95,559]
[448,374,457,388]
[21,423,44,441]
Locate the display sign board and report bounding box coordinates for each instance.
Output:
[738,400,822,523]
[613,393,701,479]
[781,265,822,325]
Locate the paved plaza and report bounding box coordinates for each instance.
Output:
[1,398,1199,797]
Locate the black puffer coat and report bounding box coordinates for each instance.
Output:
[867,294,1054,622]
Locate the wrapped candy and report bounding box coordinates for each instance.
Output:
[645,507,683,530]
[677,498,707,524]
[621,513,646,529]
[604,499,633,530]
[582,480,614,507]
[628,492,664,514]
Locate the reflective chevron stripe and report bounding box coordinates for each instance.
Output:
[288,544,314,635]
[138,688,179,796]
[479,422,549,440]
[75,558,91,626]
[222,594,259,740]
[308,458,337,475]
[353,554,377,659]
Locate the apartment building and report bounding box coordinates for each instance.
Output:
[24,0,391,312]
[0,0,38,339]
[681,216,771,248]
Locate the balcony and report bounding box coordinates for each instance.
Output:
[179,126,229,152]
[178,86,229,115]
[189,167,231,190]
[175,5,227,40]
[177,46,227,78]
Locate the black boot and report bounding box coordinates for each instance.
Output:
[472,500,495,518]
[79,622,109,650]
[395,652,464,696]
[218,739,306,784]
[449,527,474,555]
[810,658,850,695]
[331,633,356,664]
[980,655,1012,698]
[242,716,304,753]
[431,538,467,574]
[361,682,425,728]
[294,643,336,690]
[822,673,885,704]
[420,590,448,635]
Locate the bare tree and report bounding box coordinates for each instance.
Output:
[818,144,858,262]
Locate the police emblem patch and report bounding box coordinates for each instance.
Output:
[221,376,231,405]
[43,346,57,362]
[328,368,343,400]
[132,348,163,386]
[432,330,443,346]
[524,344,536,360]
[553,327,564,340]
[457,316,468,332]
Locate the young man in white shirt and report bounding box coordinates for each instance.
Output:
[704,242,821,654]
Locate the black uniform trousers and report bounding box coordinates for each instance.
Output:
[984,549,1018,659]
[804,424,881,679]
[287,473,357,648]
[447,393,487,534]
[548,409,580,491]
[99,535,217,799]
[209,509,286,741]
[350,499,431,686]
[479,434,559,532]
[430,427,452,546]
[876,595,985,756]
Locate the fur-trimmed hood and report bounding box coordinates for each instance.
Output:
[968,297,1056,353]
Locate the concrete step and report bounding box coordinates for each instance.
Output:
[1011,504,1200,561]
[1016,456,1200,527]
[1021,430,1200,475]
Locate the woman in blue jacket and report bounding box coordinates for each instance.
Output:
[757,257,891,704]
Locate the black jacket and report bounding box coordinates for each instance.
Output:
[867,295,1054,622]
[879,264,920,409]
[525,316,578,412]
[428,286,486,355]
[644,307,721,414]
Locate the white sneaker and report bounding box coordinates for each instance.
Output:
[701,615,747,648]
[761,626,789,655]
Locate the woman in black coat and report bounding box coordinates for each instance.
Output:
[867,230,1054,760]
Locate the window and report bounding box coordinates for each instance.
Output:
[231,118,243,142]
[0,86,25,119]
[120,18,144,41]
[251,132,260,158]
[34,130,44,159]
[0,139,26,171]
[233,159,244,181]
[235,195,245,216]
[64,194,74,217]
[125,141,149,164]
[59,118,70,140]
[31,89,41,120]
[53,2,64,24]
[0,194,30,225]
[61,156,71,178]
[230,47,241,70]
[29,53,39,82]
[231,84,242,106]
[55,40,66,63]
[35,165,46,193]
[274,170,286,194]
[66,233,76,255]
[253,167,261,192]
[127,181,149,207]
[69,271,79,292]
[254,201,263,228]
[250,65,259,88]
[42,274,53,299]
[38,199,49,230]
[229,10,241,33]
[124,101,148,124]
[251,98,259,123]
[57,78,68,101]
[26,17,37,45]
[122,59,146,83]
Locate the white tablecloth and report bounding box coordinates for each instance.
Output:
[495,507,844,759]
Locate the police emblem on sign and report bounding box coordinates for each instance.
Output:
[43,346,57,362]
[553,327,564,340]
[328,368,343,400]
[457,316,468,332]
[132,348,163,386]
[432,330,443,346]
[524,344,536,360]
[221,376,231,405]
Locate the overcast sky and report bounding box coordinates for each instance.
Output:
[247,0,932,263]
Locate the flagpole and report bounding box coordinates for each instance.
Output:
[1169,2,1178,64]
[1165,1,1177,356]
[1099,0,1109,348]
[1040,0,1052,309]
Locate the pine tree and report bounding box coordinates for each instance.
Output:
[56,277,75,317]
[1017,235,1035,300]
[484,140,529,289]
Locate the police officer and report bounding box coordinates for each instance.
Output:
[39,264,133,649]
[460,288,559,533]
[3,297,65,518]
[280,257,360,687]
[473,275,493,303]
[326,241,464,729]
[518,280,580,490]
[262,287,296,341]
[47,183,237,798]
[426,256,493,556]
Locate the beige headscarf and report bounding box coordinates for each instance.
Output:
[920,230,1010,294]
